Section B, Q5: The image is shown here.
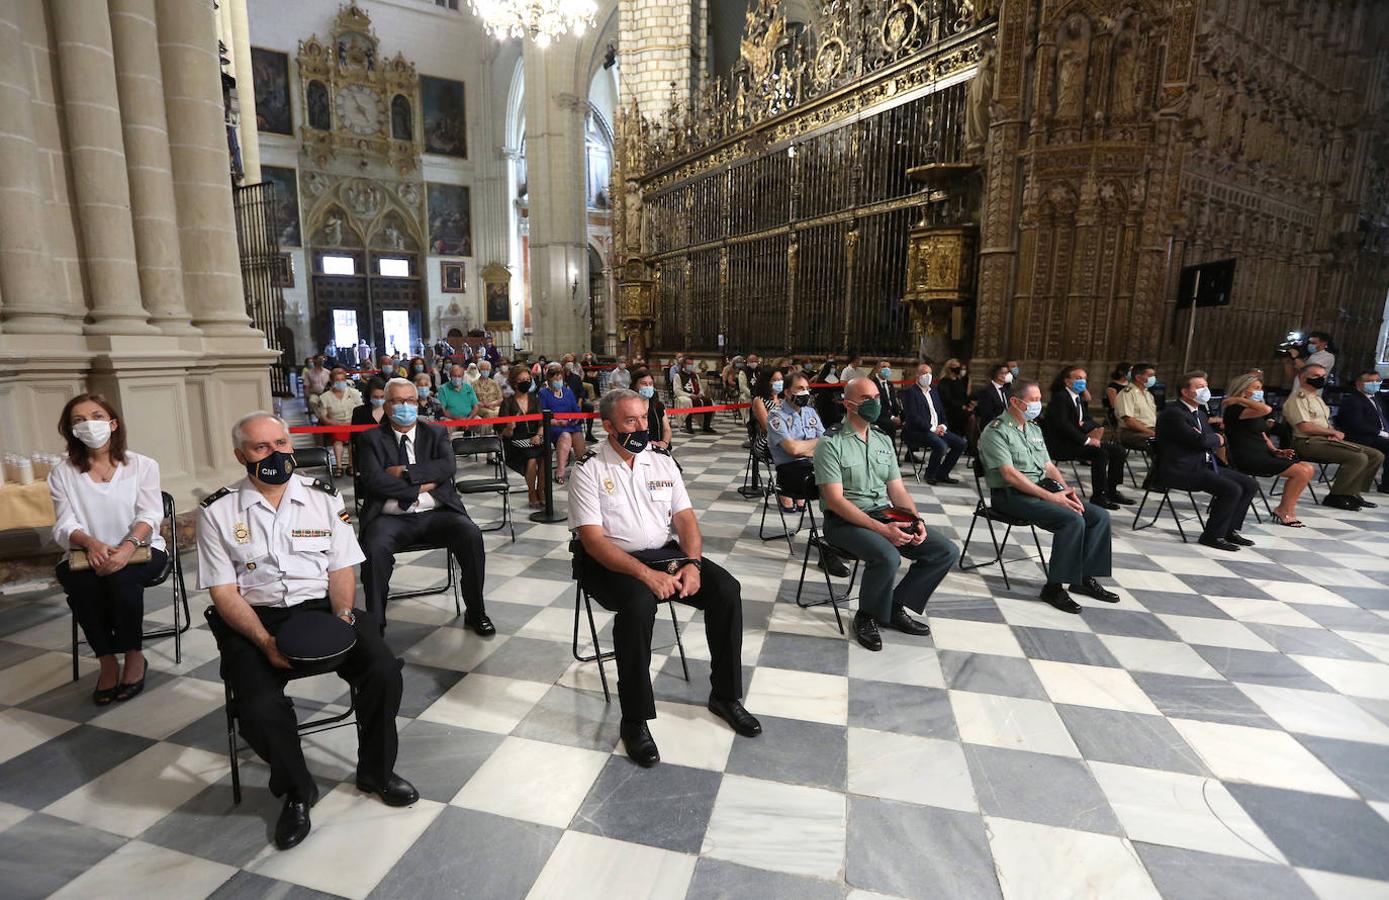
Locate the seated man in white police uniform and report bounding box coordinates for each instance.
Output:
[569,389,762,767]
[197,412,416,851]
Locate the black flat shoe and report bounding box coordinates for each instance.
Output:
[463,611,496,636]
[1198,535,1240,552]
[355,773,419,807]
[889,606,932,635]
[1094,497,1121,511]
[1356,498,1377,509]
[1109,491,1135,505]
[93,684,119,706]
[115,676,145,702]
[1224,532,1255,547]
[818,551,851,579]
[853,612,882,651]
[935,476,961,485]
[1040,583,1082,614]
[1323,494,1359,510]
[274,786,319,850]
[1070,577,1120,603]
[708,696,762,737]
[620,719,660,767]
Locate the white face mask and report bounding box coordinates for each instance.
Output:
[1002,371,1014,384]
[918,373,933,388]
[72,419,113,449]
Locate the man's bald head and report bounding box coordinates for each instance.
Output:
[843,376,879,403]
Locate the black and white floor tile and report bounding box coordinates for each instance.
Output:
[1,411,1388,899]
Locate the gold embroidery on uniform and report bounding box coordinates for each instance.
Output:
[603,477,616,495]
[233,523,250,544]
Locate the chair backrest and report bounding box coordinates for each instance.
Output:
[452,434,503,456]
[292,447,335,473]
[144,491,178,587]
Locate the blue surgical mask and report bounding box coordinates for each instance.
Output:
[1365,382,1382,395]
[417,386,430,399]
[551,378,565,391]
[370,397,385,408]
[1250,390,1264,402]
[1024,400,1043,421]
[390,403,418,426]
[333,380,347,391]
[451,377,464,388]
[638,385,655,399]
[771,380,784,394]
[1145,375,1156,388]
[1071,379,1087,394]
[1194,386,1212,405]
[1009,366,1020,378]
[413,365,424,373]
[879,368,891,380]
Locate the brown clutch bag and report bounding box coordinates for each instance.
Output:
[69,546,151,571]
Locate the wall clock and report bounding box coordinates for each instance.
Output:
[336,84,382,136]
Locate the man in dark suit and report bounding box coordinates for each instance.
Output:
[358,377,493,634]
[1043,366,1131,510]
[1154,370,1257,552]
[972,362,1014,427]
[1336,370,1389,494]
[868,359,902,440]
[902,362,966,484]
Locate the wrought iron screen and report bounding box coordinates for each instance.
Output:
[233,181,291,396]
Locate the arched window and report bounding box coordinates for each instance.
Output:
[307,80,330,130]
[391,95,412,140]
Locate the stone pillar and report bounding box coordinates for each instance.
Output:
[109,0,198,335]
[619,0,696,116]
[50,2,156,335]
[0,12,78,335]
[156,0,257,337]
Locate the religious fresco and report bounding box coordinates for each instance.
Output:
[427,182,471,256]
[421,75,467,157]
[251,47,292,135]
[262,166,302,247]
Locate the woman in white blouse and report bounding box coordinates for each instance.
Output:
[50,394,167,705]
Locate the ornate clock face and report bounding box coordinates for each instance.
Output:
[336,84,382,136]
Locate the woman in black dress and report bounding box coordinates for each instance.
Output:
[937,358,975,437]
[1103,363,1131,424]
[496,367,544,508]
[1223,373,1315,527]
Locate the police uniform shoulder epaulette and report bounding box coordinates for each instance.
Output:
[870,424,888,436]
[574,449,599,466]
[825,423,844,435]
[650,446,672,457]
[199,486,232,508]
[987,418,1002,429]
[309,478,339,497]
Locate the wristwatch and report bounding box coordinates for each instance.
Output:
[338,610,356,626]
[124,535,150,549]
[682,559,703,573]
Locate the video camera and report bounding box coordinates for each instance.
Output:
[1275,330,1308,359]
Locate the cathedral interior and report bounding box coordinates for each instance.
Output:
[0,0,1388,897]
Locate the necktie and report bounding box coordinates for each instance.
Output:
[398,433,410,467]
[1075,394,1084,426]
[1374,396,1388,431]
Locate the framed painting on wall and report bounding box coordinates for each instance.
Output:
[427,183,472,256]
[441,261,465,293]
[251,48,293,135]
[262,166,302,247]
[485,280,509,325]
[421,75,467,157]
[272,252,295,288]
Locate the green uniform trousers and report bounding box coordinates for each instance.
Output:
[989,489,1112,586]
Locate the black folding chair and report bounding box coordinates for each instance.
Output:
[958,467,1051,591]
[384,544,461,612]
[756,444,806,548]
[452,435,515,541]
[567,539,688,703]
[291,447,336,490]
[1131,478,1208,543]
[790,511,853,636]
[207,608,361,805]
[70,492,191,681]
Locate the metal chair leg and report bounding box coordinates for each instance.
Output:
[584,590,612,703]
[1031,526,1050,579]
[667,602,690,681]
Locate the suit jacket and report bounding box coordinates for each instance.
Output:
[901,385,949,441]
[870,375,901,426]
[1335,390,1389,445]
[357,420,468,527]
[1154,402,1222,486]
[973,381,1011,426]
[1043,388,1100,451]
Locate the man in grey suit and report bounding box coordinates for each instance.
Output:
[358,378,492,635]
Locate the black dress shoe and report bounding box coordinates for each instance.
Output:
[708,696,762,737]
[1356,497,1377,509]
[1224,532,1255,547]
[115,675,146,702]
[853,611,883,651]
[463,611,496,636]
[818,550,851,579]
[620,719,660,767]
[702,428,719,435]
[925,476,940,486]
[1377,484,1389,495]
[1094,497,1121,511]
[889,606,932,635]
[1109,491,1135,505]
[936,475,961,485]
[1323,494,1359,510]
[1198,535,1240,552]
[1040,583,1082,614]
[274,787,318,850]
[355,773,419,807]
[1070,577,1120,603]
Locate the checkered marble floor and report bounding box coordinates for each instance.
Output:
[3,414,1389,899]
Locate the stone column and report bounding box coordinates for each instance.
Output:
[109,0,198,335]
[156,0,257,337]
[50,2,156,335]
[0,12,78,335]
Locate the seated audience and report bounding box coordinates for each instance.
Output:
[1335,370,1389,494]
[1043,366,1130,509]
[609,357,633,390]
[1154,371,1258,551]
[317,368,362,477]
[633,368,673,450]
[814,378,958,651]
[902,361,966,484]
[1114,363,1158,450]
[473,360,503,422]
[356,379,492,635]
[198,411,416,850]
[1223,373,1315,527]
[50,394,168,705]
[438,363,479,422]
[977,380,1119,613]
[938,358,975,437]
[412,373,445,421]
[679,361,717,435]
[1103,363,1131,419]
[868,360,902,439]
[1283,364,1384,510]
[570,389,761,767]
[563,354,598,441]
[303,357,331,411]
[350,379,388,428]
[768,373,849,576]
[840,355,866,384]
[973,362,1014,426]
[497,367,545,509]
[540,363,586,484]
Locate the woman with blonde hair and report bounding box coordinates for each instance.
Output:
[1223,372,1315,527]
[937,357,975,437]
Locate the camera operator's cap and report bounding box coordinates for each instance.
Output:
[276,611,356,665]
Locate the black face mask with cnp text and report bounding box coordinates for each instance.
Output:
[247,450,295,485]
[616,429,649,454]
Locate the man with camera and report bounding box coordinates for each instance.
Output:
[977,380,1119,614]
[1287,331,1336,390]
[814,378,958,651]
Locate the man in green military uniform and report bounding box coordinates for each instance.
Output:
[814,378,959,651]
[976,379,1119,614]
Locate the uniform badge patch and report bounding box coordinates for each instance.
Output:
[245,562,257,571]
[603,477,616,495]
[338,510,352,523]
[769,416,786,433]
[233,523,250,544]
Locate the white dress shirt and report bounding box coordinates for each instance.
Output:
[49,453,166,561]
[569,441,691,553]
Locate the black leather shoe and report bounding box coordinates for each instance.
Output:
[1109,491,1135,505]
[1094,497,1121,510]
[355,773,419,807]
[708,696,762,737]
[620,719,660,767]
[274,786,318,850]
[818,550,851,579]
[1198,535,1240,552]
[936,475,961,485]
[1356,497,1377,509]
[1323,494,1359,510]
[853,612,882,651]
[1224,532,1255,547]
[463,611,496,636]
[1070,577,1119,603]
[702,428,719,435]
[889,606,932,635]
[1377,484,1389,495]
[1040,583,1082,614]
[925,476,940,486]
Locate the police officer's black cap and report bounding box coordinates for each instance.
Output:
[276,611,356,667]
